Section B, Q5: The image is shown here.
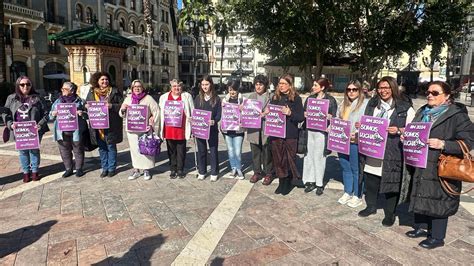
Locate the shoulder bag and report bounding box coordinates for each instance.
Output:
[438,140,474,195]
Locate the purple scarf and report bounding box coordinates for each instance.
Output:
[132,92,147,104]
[60,94,77,103]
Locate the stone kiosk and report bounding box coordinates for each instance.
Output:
[49,21,136,92]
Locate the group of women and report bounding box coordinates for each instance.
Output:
[2,72,472,250]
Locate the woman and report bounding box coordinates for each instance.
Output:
[247,75,273,185]
[221,80,245,179]
[120,80,160,180]
[335,80,368,207]
[358,76,415,227]
[85,72,123,178]
[404,81,473,249]
[302,78,337,195]
[194,75,222,182]
[50,82,87,178]
[159,79,194,179]
[3,76,49,182]
[267,74,304,195]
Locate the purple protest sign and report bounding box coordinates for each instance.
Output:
[13,121,40,150]
[221,102,241,131]
[87,101,109,129]
[306,98,329,131]
[403,122,432,168]
[164,100,184,127]
[241,99,262,129]
[191,109,211,140]
[57,103,78,131]
[358,115,389,159]
[264,104,286,138]
[126,104,148,132]
[327,118,351,155]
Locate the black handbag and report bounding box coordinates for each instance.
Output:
[82,120,98,152]
[297,127,308,155]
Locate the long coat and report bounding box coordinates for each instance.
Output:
[49,97,88,142]
[85,87,123,144]
[407,103,474,218]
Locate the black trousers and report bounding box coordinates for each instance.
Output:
[58,133,84,171]
[364,172,399,217]
[414,213,448,240]
[250,141,272,176]
[166,139,186,172]
[196,129,219,175]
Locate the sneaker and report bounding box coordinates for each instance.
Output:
[231,168,237,177]
[108,170,116,177]
[75,169,85,177]
[128,170,141,180]
[62,169,73,178]
[235,170,245,180]
[100,170,108,178]
[169,170,177,179]
[143,170,152,180]
[197,174,205,180]
[337,193,352,205]
[346,196,363,208]
[315,186,324,196]
[177,170,186,179]
[210,175,218,182]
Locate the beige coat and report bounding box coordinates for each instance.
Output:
[158,91,194,140]
[119,95,160,169]
[246,91,272,144]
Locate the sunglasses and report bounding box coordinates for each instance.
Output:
[19,83,31,87]
[425,90,443,96]
[346,88,359,92]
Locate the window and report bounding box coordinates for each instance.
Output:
[19,28,29,48]
[131,0,136,10]
[119,0,125,6]
[132,47,137,55]
[119,18,126,32]
[165,12,169,23]
[17,0,27,7]
[86,7,93,24]
[140,25,145,35]
[76,4,84,22]
[107,13,113,29]
[165,32,169,43]
[130,21,136,34]
[161,31,165,42]
[161,10,165,22]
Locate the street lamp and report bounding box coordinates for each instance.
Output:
[9,19,27,82]
[184,13,209,90]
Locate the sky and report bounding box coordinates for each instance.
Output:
[178,0,182,9]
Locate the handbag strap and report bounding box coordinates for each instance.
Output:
[439,176,474,196]
[456,140,472,160]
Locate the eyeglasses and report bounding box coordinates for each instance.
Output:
[278,82,289,85]
[377,86,391,91]
[19,83,31,87]
[61,88,70,91]
[346,88,359,93]
[425,90,443,96]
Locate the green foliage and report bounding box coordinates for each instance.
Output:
[178,0,215,33]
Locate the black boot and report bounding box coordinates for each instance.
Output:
[274,178,284,194]
[281,178,294,196]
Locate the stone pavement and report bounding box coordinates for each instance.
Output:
[0,96,473,265]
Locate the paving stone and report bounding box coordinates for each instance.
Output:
[267,246,333,265]
[122,197,156,226]
[212,234,261,258]
[172,209,206,235]
[47,239,78,265]
[19,185,43,208]
[147,200,181,230]
[102,195,131,222]
[61,187,83,215]
[14,235,48,265]
[215,241,292,265]
[81,192,107,220]
[219,224,246,242]
[39,186,61,211]
[136,235,191,262]
[77,244,108,266]
[106,250,141,266]
[0,252,16,265]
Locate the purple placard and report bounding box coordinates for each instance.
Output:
[87,101,109,129]
[403,122,432,168]
[306,98,329,131]
[13,121,40,150]
[57,103,78,131]
[221,102,241,131]
[241,99,263,129]
[264,104,286,138]
[164,100,184,127]
[191,109,211,140]
[127,104,148,132]
[358,115,389,159]
[327,118,351,155]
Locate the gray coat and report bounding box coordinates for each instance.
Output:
[246,91,272,144]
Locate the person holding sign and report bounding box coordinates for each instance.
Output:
[335,80,368,207]
[302,78,337,195]
[85,72,124,178]
[358,76,415,227]
[50,82,87,178]
[159,79,194,179]
[221,80,245,179]
[120,80,160,181]
[402,81,474,249]
[247,75,274,185]
[2,76,50,182]
[193,75,222,182]
[266,74,304,195]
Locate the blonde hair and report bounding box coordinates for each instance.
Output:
[273,74,298,102]
[340,80,365,120]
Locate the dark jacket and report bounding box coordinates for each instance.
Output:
[270,94,304,139]
[3,93,50,140]
[85,87,123,144]
[407,103,474,218]
[194,96,222,133]
[359,96,412,193]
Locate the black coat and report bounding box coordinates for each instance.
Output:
[270,94,304,139]
[359,96,412,193]
[85,87,123,144]
[408,103,474,218]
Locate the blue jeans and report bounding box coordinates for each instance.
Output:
[97,139,117,172]
[19,149,40,173]
[224,135,243,170]
[338,144,360,197]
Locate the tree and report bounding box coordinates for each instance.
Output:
[0,2,6,82]
[143,0,152,84]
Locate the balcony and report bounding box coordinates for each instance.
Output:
[4,2,44,21]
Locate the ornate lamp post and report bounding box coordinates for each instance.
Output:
[184,11,209,89]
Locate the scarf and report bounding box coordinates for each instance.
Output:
[59,94,77,103]
[131,92,147,104]
[341,98,358,121]
[377,100,392,119]
[421,103,449,122]
[94,86,112,99]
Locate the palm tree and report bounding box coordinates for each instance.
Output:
[213,0,237,86]
[143,0,152,85]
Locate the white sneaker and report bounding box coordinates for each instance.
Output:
[210,175,218,182]
[347,196,363,208]
[337,193,352,205]
[231,168,237,176]
[128,170,141,180]
[197,174,205,180]
[143,170,152,180]
[235,169,245,180]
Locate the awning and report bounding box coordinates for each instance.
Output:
[43,73,70,80]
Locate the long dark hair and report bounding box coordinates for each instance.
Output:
[15,76,37,100]
[198,75,218,107]
[376,76,401,106]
